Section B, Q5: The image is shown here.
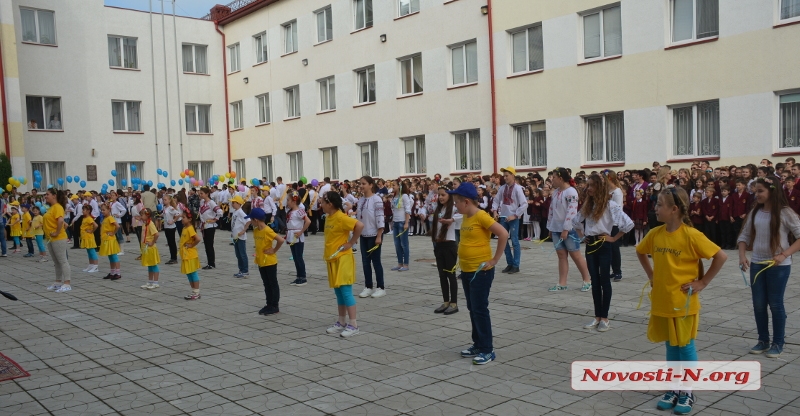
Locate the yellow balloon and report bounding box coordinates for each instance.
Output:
[224,172,230,178]
[22,178,27,185]
[188,170,194,177]
[180,172,186,178]
[5,184,11,191]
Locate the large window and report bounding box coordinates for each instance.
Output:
[671,0,719,43]
[283,21,298,54]
[234,159,246,180]
[182,44,208,74]
[321,147,339,180]
[455,130,481,171]
[260,156,274,182]
[254,32,268,64]
[26,96,62,131]
[112,101,141,132]
[585,112,625,163]
[231,101,243,130]
[356,67,376,104]
[257,93,270,125]
[114,162,144,188]
[782,0,800,20]
[451,41,478,85]
[228,43,240,73]
[316,6,333,43]
[360,142,379,176]
[399,0,420,17]
[31,162,66,191]
[285,86,300,118]
[672,100,720,157]
[319,76,336,112]
[354,0,373,30]
[400,55,423,95]
[511,25,543,73]
[185,104,211,133]
[515,123,547,167]
[108,36,137,69]
[288,152,303,181]
[780,94,800,149]
[188,161,214,182]
[20,7,56,45]
[582,5,622,60]
[403,136,426,174]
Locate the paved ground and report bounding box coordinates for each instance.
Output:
[0,231,798,415]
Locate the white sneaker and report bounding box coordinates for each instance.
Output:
[141,283,153,289]
[55,284,72,293]
[371,288,386,298]
[47,284,61,291]
[584,319,600,329]
[82,265,92,272]
[147,283,160,290]
[326,322,346,334]
[358,288,373,298]
[39,257,48,262]
[118,251,124,256]
[341,324,359,337]
[87,265,98,273]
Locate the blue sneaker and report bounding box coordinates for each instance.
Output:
[460,345,479,358]
[673,391,695,415]
[765,343,783,358]
[749,340,770,354]
[472,351,495,365]
[656,390,679,410]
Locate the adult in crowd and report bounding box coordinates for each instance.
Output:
[491,167,528,274]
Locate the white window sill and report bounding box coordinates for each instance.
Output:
[448,82,478,90]
[186,132,213,135]
[27,129,63,133]
[227,70,241,75]
[350,25,373,35]
[113,131,144,134]
[314,39,333,47]
[397,92,423,100]
[317,109,336,115]
[353,101,376,108]
[281,50,298,57]
[284,116,301,122]
[507,69,543,79]
[230,128,244,132]
[580,161,625,169]
[578,54,622,66]
[665,36,718,50]
[395,11,420,21]
[775,17,800,28]
[110,66,141,71]
[665,155,720,163]
[184,72,210,76]
[255,122,271,127]
[21,41,57,47]
[253,61,269,67]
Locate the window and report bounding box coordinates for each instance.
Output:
[454,130,481,171]
[228,43,240,73]
[316,7,333,43]
[781,0,800,20]
[108,36,138,69]
[585,113,625,163]
[403,136,426,174]
[672,100,720,157]
[257,93,270,124]
[511,25,543,73]
[254,32,268,64]
[321,147,339,179]
[356,67,376,104]
[399,0,420,17]
[285,86,300,118]
[319,76,336,111]
[354,0,373,30]
[780,94,800,149]
[360,142,379,176]
[188,161,214,182]
[671,0,718,43]
[234,159,246,180]
[112,101,141,132]
[283,21,298,54]
[26,96,62,131]
[288,152,303,181]
[31,162,65,191]
[182,44,208,74]
[20,7,56,45]
[582,5,622,60]
[515,123,547,167]
[451,41,478,85]
[400,55,423,95]
[185,104,211,133]
[231,101,243,130]
[114,162,144,188]
[260,156,274,182]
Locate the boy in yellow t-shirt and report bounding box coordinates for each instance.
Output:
[247,208,285,314]
[180,211,202,300]
[31,205,48,262]
[637,187,726,414]
[21,204,35,257]
[8,202,21,253]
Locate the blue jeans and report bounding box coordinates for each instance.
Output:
[0,225,6,254]
[392,222,409,265]
[290,242,306,278]
[360,235,384,288]
[233,239,248,273]
[750,263,790,346]
[500,218,520,267]
[460,267,495,353]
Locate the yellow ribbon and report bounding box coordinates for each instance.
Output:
[533,235,551,244]
[674,287,693,319]
[366,244,380,253]
[636,280,651,312]
[445,263,458,274]
[278,186,290,209]
[395,229,407,238]
[585,237,606,255]
[742,260,777,287]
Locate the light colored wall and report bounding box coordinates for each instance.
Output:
[0,0,24,176]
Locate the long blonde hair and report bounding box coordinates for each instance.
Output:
[658,186,692,227]
[581,174,610,222]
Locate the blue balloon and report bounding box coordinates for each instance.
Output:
[133,184,139,190]
[170,180,176,186]
[157,204,163,211]
[121,179,128,187]
[148,181,153,187]
[130,165,137,172]
[47,184,53,189]
[108,179,115,186]
[66,176,73,183]
[33,182,40,189]
[157,168,163,175]
[111,170,117,177]
[100,188,107,195]
[73,176,80,182]
[178,179,183,185]
[80,181,86,188]
[57,178,64,185]
[33,170,40,177]
[35,201,42,207]
[162,171,168,178]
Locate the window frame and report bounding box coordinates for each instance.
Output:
[188,161,214,183]
[228,43,241,73]
[20,7,56,46]
[230,101,243,130]
[315,6,333,44]
[453,129,482,172]
[288,151,304,182]
[668,100,720,159]
[450,40,478,86]
[111,100,142,132]
[260,155,274,183]
[399,54,423,96]
[256,93,271,125]
[321,147,340,180]
[355,66,377,104]
[583,112,626,164]
[778,0,800,24]
[283,20,298,55]
[669,0,720,46]
[353,0,374,31]
[31,161,66,191]
[778,92,800,152]
[233,159,246,180]
[253,32,268,64]
[513,122,548,168]
[318,76,336,112]
[398,0,420,17]
[108,35,138,69]
[25,95,63,131]
[359,142,379,176]
[285,86,301,119]
[579,3,622,63]
[402,136,426,174]
[182,44,208,74]
[185,104,212,134]
[509,24,544,75]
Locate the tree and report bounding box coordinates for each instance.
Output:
[0,152,11,190]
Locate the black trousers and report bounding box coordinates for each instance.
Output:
[72,219,82,248]
[703,221,718,246]
[203,227,216,267]
[259,264,279,307]
[718,220,733,249]
[434,241,458,303]
[165,228,178,261]
[586,238,612,319]
[733,217,744,247]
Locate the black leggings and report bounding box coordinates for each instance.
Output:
[134,226,142,245]
[434,241,458,303]
[203,227,216,267]
[259,264,279,307]
[164,228,177,261]
[586,239,613,319]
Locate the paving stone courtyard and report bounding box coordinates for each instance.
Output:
[1,232,799,415]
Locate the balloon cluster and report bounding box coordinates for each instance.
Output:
[6,176,27,191]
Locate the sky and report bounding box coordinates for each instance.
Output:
[104,0,223,18]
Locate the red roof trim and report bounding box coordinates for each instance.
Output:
[217,0,281,25]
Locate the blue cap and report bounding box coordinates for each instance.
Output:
[447,181,478,200]
[246,207,267,221]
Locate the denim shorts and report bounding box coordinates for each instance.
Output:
[554,229,581,252]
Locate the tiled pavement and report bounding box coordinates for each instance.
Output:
[0,232,799,415]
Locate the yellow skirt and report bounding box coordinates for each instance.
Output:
[140,244,160,267]
[182,258,200,275]
[80,236,97,249]
[647,314,699,347]
[98,239,120,256]
[326,253,356,288]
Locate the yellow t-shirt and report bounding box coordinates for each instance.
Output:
[179,225,199,260]
[253,225,278,267]
[43,203,67,241]
[142,221,158,245]
[31,215,44,236]
[323,211,358,262]
[636,224,720,317]
[22,212,33,238]
[101,216,117,242]
[458,210,496,272]
[9,213,21,236]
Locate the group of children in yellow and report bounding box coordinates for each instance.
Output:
[6,201,48,261]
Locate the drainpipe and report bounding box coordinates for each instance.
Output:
[214,21,232,173]
[150,0,160,170]
[161,0,173,178]
[486,0,498,173]
[0,42,11,157]
[172,1,185,171]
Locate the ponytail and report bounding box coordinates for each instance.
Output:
[325,191,346,213]
[47,188,67,208]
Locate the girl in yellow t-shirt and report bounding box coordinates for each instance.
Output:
[98,204,121,280]
[79,205,99,273]
[140,208,161,290]
[9,203,21,253]
[248,208,285,314]
[180,211,202,300]
[636,187,727,414]
[320,192,364,338]
[21,204,35,257]
[31,205,48,262]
